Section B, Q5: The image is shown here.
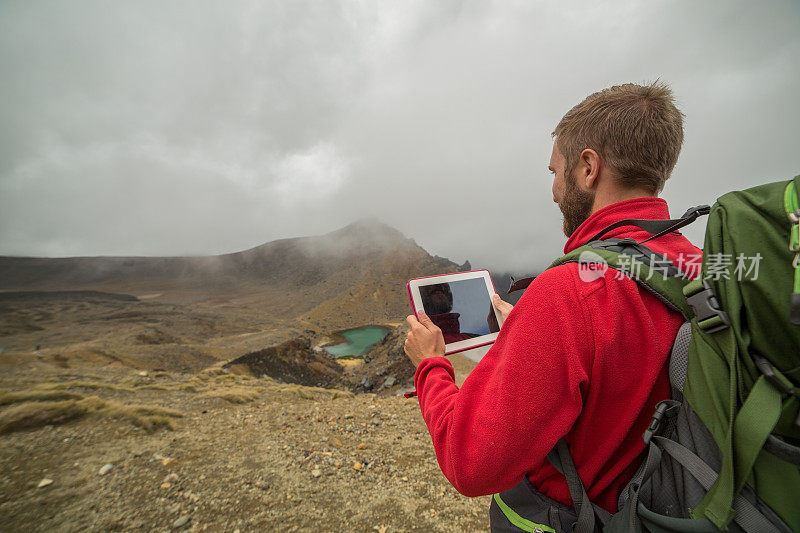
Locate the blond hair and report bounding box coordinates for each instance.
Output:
[553,82,684,194]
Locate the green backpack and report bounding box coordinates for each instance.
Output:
[603,175,800,533]
[492,176,800,533]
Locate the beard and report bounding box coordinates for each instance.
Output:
[558,172,595,237]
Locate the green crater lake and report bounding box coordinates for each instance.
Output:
[324,326,390,358]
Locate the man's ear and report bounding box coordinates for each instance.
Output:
[579,148,602,190]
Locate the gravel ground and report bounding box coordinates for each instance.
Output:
[0,368,491,532]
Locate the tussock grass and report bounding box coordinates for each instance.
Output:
[31,380,135,392]
[200,386,261,404]
[201,374,254,384]
[0,390,83,406]
[179,369,263,398]
[45,373,106,382]
[198,379,351,404]
[276,384,354,400]
[329,390,355,400]
[186,376,208,387]
[197,368,256,382]
[0,394,183,434]
[117,403,183,430]
[0,397,90,433]
[31,378,183,393]
[199,367,227,377]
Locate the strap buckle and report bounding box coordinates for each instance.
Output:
[507,275,535,294]
[643,400,679,445]
[753,353,798,398]
[680,204,711,220]
[753,354,800,429]
[789,210,800,252]
[686,279,730,333]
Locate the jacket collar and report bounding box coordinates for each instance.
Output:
[564,197,671,254]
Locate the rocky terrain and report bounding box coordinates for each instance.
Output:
[223,326,418,395]
[0,220,500,531]
[0,365,490,532]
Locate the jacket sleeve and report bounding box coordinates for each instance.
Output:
[414,265,593,497]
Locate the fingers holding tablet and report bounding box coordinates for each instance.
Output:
[491,294,514,323]
[404,312,446,367]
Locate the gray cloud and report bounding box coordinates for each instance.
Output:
[1,0,798,272]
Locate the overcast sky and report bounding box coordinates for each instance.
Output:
[1,1,798,272]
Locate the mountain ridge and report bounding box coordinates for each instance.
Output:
[0,219,463,330]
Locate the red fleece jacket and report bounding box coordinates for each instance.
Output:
[413,197,703,512]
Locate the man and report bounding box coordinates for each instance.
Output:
[403,82,702,527]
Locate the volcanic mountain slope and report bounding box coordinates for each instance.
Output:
[0,220,462,331]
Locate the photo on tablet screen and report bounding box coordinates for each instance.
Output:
[419,278,500,344]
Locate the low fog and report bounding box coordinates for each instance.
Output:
[1,1,798,272]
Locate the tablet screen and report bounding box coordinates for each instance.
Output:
[419,277,500,344]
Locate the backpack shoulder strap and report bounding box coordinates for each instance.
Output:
[547,439,611,533]
[548,240,695,319]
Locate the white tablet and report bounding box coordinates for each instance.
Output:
[407,269,503,355]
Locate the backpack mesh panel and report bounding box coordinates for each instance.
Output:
[668,321,692,394]
[639,400,721,518]
[638,399,792,531]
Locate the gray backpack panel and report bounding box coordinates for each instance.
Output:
[611,321,793,533]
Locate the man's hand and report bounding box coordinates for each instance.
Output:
[492,293,514,323]
[404,311,446,367]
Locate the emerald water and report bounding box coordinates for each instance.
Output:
[324,326,389,357]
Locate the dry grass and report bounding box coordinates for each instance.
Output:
[177,369,265,399]
[200,385,262,404]
[31,380,135,392]
[29,379,182,393]
[0,389,84,406]
[198,380,353,404]
[0,368,350,435]
[0,394,183,434]
[195,369,256,383]
[276,383,354,401]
